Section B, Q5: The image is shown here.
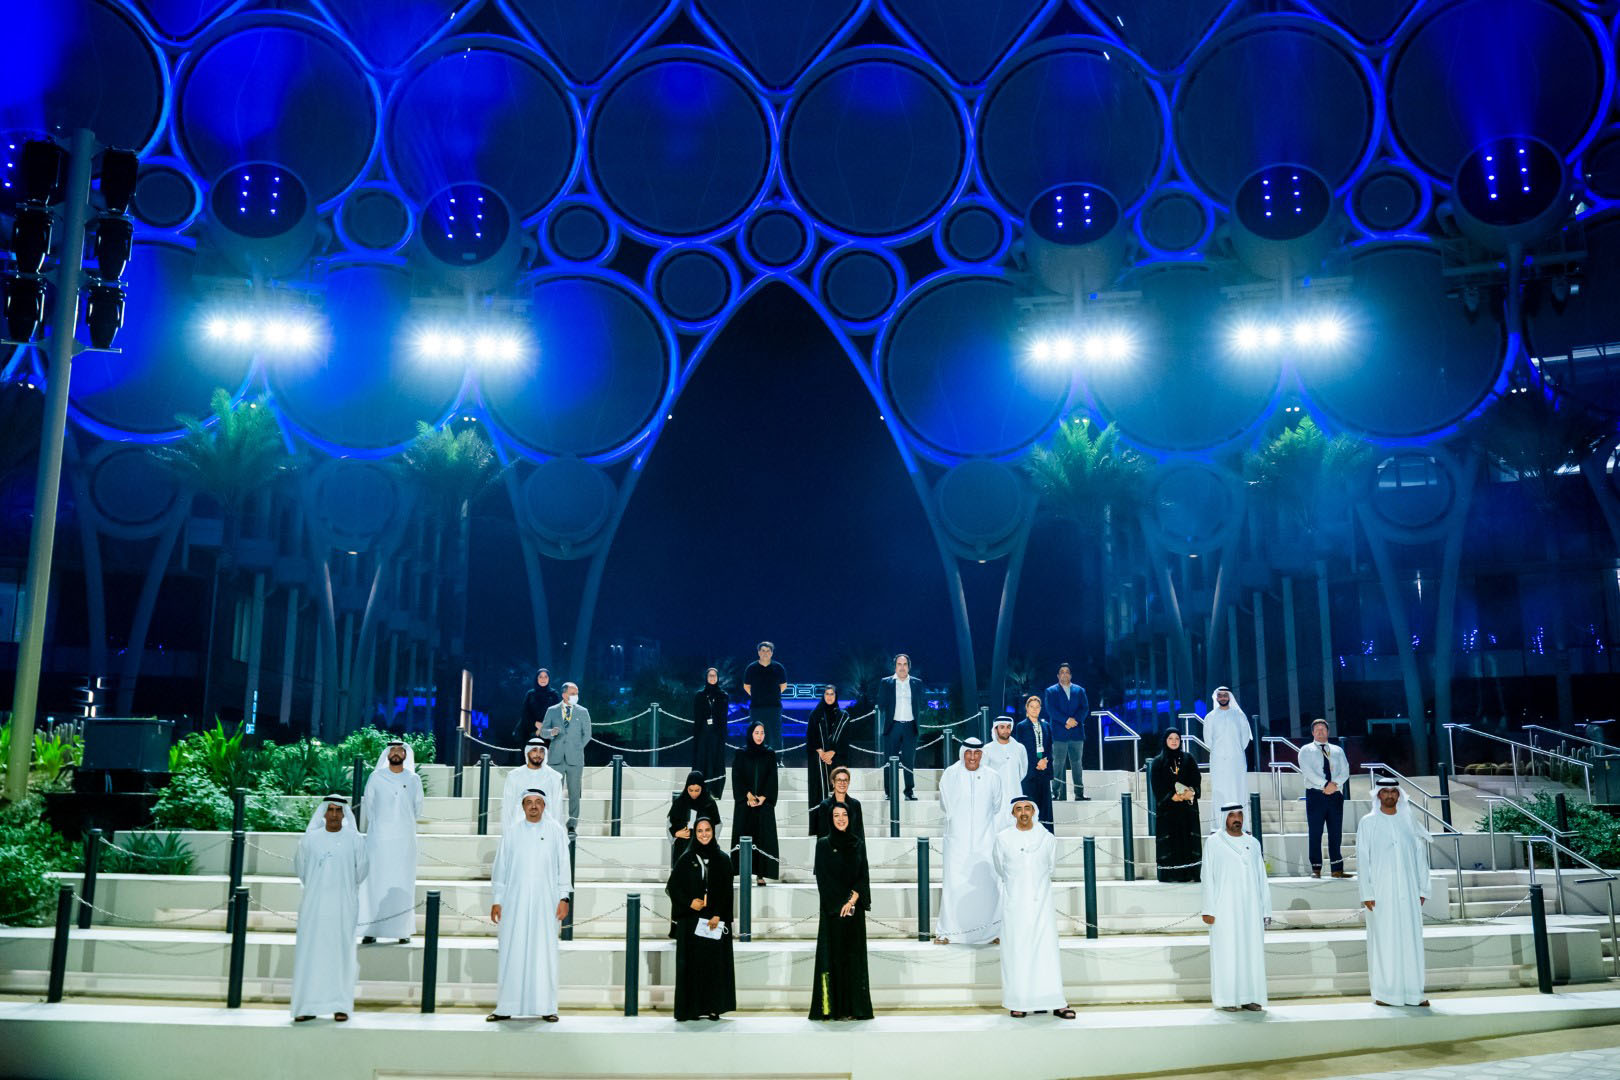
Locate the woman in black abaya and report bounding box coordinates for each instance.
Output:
[691,667,729,799]
[808,803,873,1021]
[1150,728,1203,883]
[805,684,852,808]
[730,720,780,885]
[669,770,722,866]
[664,817,737,1021]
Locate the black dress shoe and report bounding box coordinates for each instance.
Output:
[904,794,918,801]
[361,936,377,945]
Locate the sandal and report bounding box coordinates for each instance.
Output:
[485,1014,510,1022]
[1054,1008,1076,1020]
[1009,1010,1027,1018]
[541,1014,560,1023]
[294,1015,316,1023]
[333,1013,349,1023]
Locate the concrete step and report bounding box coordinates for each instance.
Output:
[0,921,1600,1010]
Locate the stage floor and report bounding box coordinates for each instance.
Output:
[5,989,1620,1080]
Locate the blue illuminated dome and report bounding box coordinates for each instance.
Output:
[1233,165,1331,242]
[1025,183,1118,246]
[208,163,306,240]
[421,183,510,267]
[1454,137,1563,228]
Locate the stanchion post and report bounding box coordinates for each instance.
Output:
[1555,793,1569,834]
[453,731,465,798]
[421,890,440,1013]
[979,705,990,745]
[739,838,753,942]
[226,886,248,1008]
[624,893,641,1016]
[1529,882,1554,994]
[917,836,931,942]
[1120,793,1135,883]
[611,755,625,837]
[225,828,245,934]
[1437,738,1453,829]
[650,702,661,768]
[47,884,72,1003]
[476,754,492,836]
[351,757,365,819]
[1249,791,1264,853]
[78,828,101,930]
[231,787,247,833]
[1083,837,1099,940]
[888,756,901,838]
[561,834,577,941]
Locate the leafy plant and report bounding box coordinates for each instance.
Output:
[311,754,355,800]
[0,795,77,872]
[0,844,57,927]
[99,831,195,875]
[152,771,232,831]
[258,739,322,794]
[1478,793,1620,869]
[173,719,255,790]
[244,793,311,832]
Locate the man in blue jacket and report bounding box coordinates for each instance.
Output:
[1043,664,1089,801]
[1012,693,1056,831]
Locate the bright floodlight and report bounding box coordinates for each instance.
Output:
[1261,324,1283,348]
[1050,335,1077,362]
[261,320,291,348]
[1081,335,1106,362]
[230,319,255,344]
[1232,324,1262,353]
[1291,320,1317,346]
[1105,330,1130,359]
[442,334,466,360]
[473,334,500,362]
[497,334,524,362]
[285,322,315,350]
[1029,338,1052,363]
[413,329,445,358]
[1315,316,1344,346]
[204,317,229,341]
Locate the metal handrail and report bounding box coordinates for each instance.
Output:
[1263,735,1301,765]
[1480,791,1618,943]
[1524,724,1620,759]
[1175,730,1213,771]
[1445,722,1593,803]
[1176,714,1207,765]
[1091,710,1143,775]
[1266,761,1303,828]
[1361,763,1445,824]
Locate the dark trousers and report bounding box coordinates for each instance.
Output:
[1305,788,1345,873]
[882,722,917,799]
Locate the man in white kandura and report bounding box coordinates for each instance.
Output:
[291,794,368,1023]
[488,787,573,1022]
[934,737,1005,945]
[1201,803,1271,1012]
[993,795,1075,1019]
[358,739,424,945]
[502,737,567,835]
[981,716,1028,830]
[1360,775,1431,1007]
[1201,687,1252,818]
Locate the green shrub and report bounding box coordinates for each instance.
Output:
[152,771,232,831]
[100,831,194,875]
[244,793,312,832]
[0,795,77,872]
[311,753,353,799]
[172,719,255,789]
[0,843,57,926]
[1478,793,1620,869]
[258,739,322,794]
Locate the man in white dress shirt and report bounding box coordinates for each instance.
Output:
[1298,719,1352,878]
[879,654,923,802]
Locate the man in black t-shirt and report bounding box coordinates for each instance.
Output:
[742,641,787,747]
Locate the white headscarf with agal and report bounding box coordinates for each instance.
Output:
[371,738,416,775]
[1202,687,1252,817]
[358,741,425,939]
[304,794,359,835]
[935,737,1005,943]
[291,795,368,1018]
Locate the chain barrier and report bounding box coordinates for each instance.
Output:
[462,732,521,753]
[73,893,232,926]
[245,840,294,863]
[591,736,694,754]
[661,711,690,725]
[97,836,191,864]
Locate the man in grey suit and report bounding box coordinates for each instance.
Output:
[543,681,591,834]
[878,654,924,802]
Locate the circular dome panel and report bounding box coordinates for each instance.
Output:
[178,19,375,206]
[1454,137,1565,227]
[589,52,771,238]
[882,275,1070,458]
[1584,130,1620,201]
[544,200,614,264]
[1388,0,1606,182]
[1350,166,1427,234]
[69,242,252,437]
[210,163,308,240]
[305,458,408,554]
[131,162,202,231]
[1087,265,1279,453]
[782,52,966,239]
[1297,245,1504,439]
[1176,20,1375,202]
[1365,452,1458,538]
[1027,183,1119,245]
[741,203,812,271]
[1,0,166,154]
[387,41,577,220]
[84,444,183,539]
[1234,165,1331,240]
[1138,189,1212,254]
[420,183,510,265]
[519,457,616,549]
[482,275,670,458]
[652,246,736,326]
[936,459,1025,553]
[818,245,901,327]
[270,262,464,450]
[978,42,1164,217]
[1148,462,1245,555]
[337,186,412,252]
[938,200,1009,264]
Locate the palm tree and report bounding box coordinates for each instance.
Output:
[1025,418,1152,671]
[401,421,502,750]
[151,389,291,724]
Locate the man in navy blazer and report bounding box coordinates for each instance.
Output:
[1012,692,1056,830]
[877,654,924,801]
[1043,664,1089,801]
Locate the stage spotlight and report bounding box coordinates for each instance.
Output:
[285,322,315,351]
[1291,320,1317,347]
[473,334,499,362]
[84,280,126,350]
[1262,325,1283,348]
[99,149,139,215]
[19,140,65,204]
[93,214,134,281]
[1106,330,1130,360]
[230,318,255,345]
[497,334,523,363]
[260,319,292,348]
[1314,316,1344,347]
[204,316,229,341]
[11,203,53,275]
[1081,335,1105,362]
[442,334,466,360]
[4,274,47,341]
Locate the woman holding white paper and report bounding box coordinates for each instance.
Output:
[664,817,737,1020]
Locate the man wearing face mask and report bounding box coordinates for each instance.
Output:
[543,682,591,835]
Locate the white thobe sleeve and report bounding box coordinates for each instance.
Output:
[353,831,369,884]
[1236,716,1252,750]
[294,834,311,884]
[1410,824,1430,901]
[1358,823,1378,904]
[1253,845,1271,920]
[555,832,573,899]
[361,775,379,831]
[411,772,425,819]
[491,838,509,908]
[1200,855,1217,918]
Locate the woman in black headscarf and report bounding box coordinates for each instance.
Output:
[669,769,722,865]
[1150,728,1202,883]
[692,667,729,799]
[808,803,873,1021]
[664,816,736,1021]
[804,684,852,809]
[730,720,780,885]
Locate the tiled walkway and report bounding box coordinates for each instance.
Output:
[1328,1045,1620,1080]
